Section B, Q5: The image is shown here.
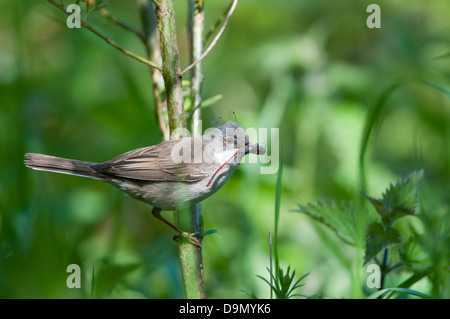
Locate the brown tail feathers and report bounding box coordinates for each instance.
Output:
[24,153,104,180]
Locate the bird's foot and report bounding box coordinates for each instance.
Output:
[173,232,202,249]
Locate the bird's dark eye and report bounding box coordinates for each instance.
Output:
[225,136,234,145]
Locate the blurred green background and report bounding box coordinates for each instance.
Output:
[1,0,449,298]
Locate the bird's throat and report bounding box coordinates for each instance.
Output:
[207,151,238,187]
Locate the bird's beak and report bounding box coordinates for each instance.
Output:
[245,143,266,155]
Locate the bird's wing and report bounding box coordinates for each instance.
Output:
[92,140,210,182]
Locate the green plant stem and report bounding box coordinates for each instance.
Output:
[139,0,169,140]
[155,0,205,299]
[188,0,204,137]
[155,0,186,134]
[273,148,283,273]
[184,0,206,299]
[175,204,205,299]
[379,247,390,290]
[269,230,273,299]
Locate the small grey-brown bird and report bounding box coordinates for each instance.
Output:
[24,121,266,248]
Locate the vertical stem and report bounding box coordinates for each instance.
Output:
[379,247,390,290]
[154,0,205,299]
[273,149,283,274]
[189,0,204,137]
[176,204,205,298]
[269,230,273,299]
[139,0,169,141]
[178,0,206,299]
[155,0,186,135]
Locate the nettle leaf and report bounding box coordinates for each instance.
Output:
[364,222,402,264]
[398,236,430,271]
[296,200,373,247]
[366,170,424,226]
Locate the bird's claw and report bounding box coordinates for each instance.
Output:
[173,232,202,249]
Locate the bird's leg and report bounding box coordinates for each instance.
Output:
[151,207,202,248]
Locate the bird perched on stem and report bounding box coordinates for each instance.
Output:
[25,121,266,248]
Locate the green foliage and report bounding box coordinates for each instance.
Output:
[296,170,424,258]
[241,267,312,299]
[297,168,449,297]
[365,170,423,226]
[1,0,449,299]
[296,200,372,247]
[242,264,317,299]
[367,287,433,299]
[297,170,425,264]
[398,236,431,271]
[364,170,424,265]
[243,155,317,299]
[273,146,283,272]
[364,222,401,265]
[255,267,313,299]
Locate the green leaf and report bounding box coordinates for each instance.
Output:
[366,170,424,225]
[396,269,432,290]
[273,151,283,271]
[90,264,96,299]
[255,266,311,299]
[418,79,450,98]
[183,97,192,111]
[296,200,372,247]
[240,289,258,299]
[364,196,384,215]
[201,94,223,108]
[202,229,220,237]
[184,94,222,112]
[364,222,402,264]
[366,287,432,299]
[359,80,407,192]
[382,170,423,214]
[398,236,430,271]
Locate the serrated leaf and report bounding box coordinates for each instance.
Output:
[364,222,402,264]
[366,170,424,225]
[296,200,372,247]
[364,195,384,215]
[398,236,430,271]
[382,170,423,213]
